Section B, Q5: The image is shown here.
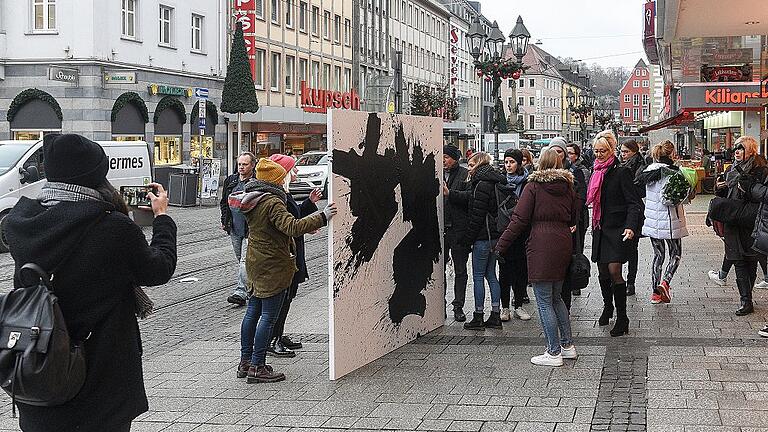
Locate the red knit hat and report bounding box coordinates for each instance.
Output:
[269,154,296,173]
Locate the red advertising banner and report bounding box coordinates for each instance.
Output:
[233,0,257,78]
[643,1,659,63]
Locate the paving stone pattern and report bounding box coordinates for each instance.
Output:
[0,201,767,431]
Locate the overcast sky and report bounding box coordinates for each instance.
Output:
[480,0,647,69]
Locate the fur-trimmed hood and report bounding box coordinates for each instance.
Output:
[527,168,574,197]
[528,168,574,184]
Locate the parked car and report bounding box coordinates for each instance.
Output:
[290,151,329,197]
[0,139,153,252]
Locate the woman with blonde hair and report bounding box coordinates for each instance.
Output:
[711,136,768,315]
[461,151,506,330]
[587,131,643,336]
[635,140,688,304]
[495,148,579,366]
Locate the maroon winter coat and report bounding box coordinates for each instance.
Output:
[495,169,579,282]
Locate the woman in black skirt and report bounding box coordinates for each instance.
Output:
[587,131,643,336]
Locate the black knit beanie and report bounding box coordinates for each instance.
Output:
[444,145,462,162]
[43,134,109,188]
[504,148,524,166]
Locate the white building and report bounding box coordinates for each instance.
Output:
[0,0,228,170]
[438,0,482,153]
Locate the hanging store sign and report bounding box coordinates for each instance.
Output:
[233,0,257,77]
[680,80,768,110]
[643,1,659,63]
[48,67,79,84]
[104,71,137,84]
[449,27,459,100]
[148,83,193,97]
[300,81,360,113]
[701,65,752,82]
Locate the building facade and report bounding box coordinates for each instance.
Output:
[388,0,449,112]
[618,59,651,131]
[234,0,354,163]
[438,0,482,154]
[0,0,228,169]
[500,45,563,141]
[353,0,388,111]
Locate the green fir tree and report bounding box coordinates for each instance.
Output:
[221,22,259,114]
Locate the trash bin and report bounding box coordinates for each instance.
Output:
[168,173,198,207]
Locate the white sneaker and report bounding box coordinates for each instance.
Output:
[561,345,578,360]
[500,308,511,321]
[514,307,532,321]
[759,326,768,338]
[708,270,726,286]
[755,280,768,289]
[531,351,563,367]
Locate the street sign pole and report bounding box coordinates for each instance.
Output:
[196,87,208,207]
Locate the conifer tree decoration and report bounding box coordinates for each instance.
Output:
[221,22,259,114]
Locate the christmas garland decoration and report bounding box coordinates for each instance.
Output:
[153,96,187,124]
[7,88,63,122]
[190,100,218,125]
[474,59,528,81]
[111,92,149,123]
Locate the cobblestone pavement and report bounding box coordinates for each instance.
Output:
[0,197,767,431]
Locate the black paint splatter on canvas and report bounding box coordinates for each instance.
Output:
[332,112,441,324]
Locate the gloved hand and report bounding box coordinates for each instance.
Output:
[738,174,754,192]
[493,250,506,264]
[322,202,338,222]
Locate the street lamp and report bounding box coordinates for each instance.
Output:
[567,87,595,146]
[467,16,529,163]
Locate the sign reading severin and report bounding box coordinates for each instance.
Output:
[300,81,360,113]
[449,27,459,100]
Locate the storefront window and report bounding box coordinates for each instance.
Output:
[190,135,214,162]
[710,127,741,152]
[154,136,181,166]
[112,135,143,141]
[13,131,43,140]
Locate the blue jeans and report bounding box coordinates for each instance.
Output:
[471,240,501,313]
[240,290,286,366]
[532,281,573,355]
[230,234,248,300]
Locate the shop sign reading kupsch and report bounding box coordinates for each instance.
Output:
[300,81,360,113]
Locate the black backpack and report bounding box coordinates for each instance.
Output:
[0,214,104,415]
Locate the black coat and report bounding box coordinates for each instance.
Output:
[462,164,506,245]
[219,172,254,233]
[721,158,768,259]
[5,198,177,432]
[444,164,470,238]
[591,159,643,264]
[750,178,768,256]
[286,194,318,299]
[495,180,528,261]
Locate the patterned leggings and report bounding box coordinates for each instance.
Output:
[651,238,682,289]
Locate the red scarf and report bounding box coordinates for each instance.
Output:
[587,155,615,229]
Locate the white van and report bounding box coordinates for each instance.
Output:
[0,140,153,252]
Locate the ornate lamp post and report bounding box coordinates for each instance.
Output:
[467,16,529,162]
[567,89,595,146]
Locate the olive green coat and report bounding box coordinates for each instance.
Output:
[234,181,326,298]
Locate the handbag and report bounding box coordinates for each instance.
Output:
[0,213,105,415]
[569,231,591,291]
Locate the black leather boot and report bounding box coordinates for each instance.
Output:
[610,283,629,337]
[463,312,485,330]
[484,311,503,329]
[736,301,754,316]
[626,282,636,296]
[598,279,614,326]
[736,273,755,316]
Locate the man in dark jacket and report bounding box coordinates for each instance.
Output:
[220,152,256,306]
[441,145,471,322]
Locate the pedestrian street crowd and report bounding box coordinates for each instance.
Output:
[2,131,768,431]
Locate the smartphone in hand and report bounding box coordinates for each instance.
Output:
[120,186,157,207]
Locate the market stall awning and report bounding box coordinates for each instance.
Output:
[638,111,695,133]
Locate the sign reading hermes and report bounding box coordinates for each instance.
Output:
[300,81,360,113]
